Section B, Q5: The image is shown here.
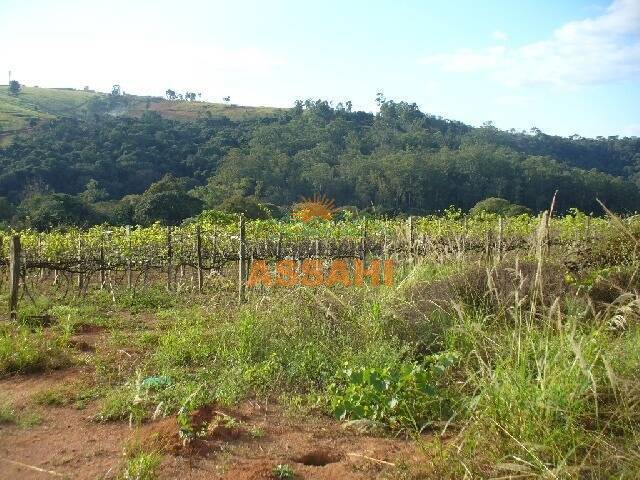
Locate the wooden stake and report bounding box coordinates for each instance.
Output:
[99,242,105,289]
[196,225,203,294]
[166,226,173,292]
[9,235,20,321]
[126,225,132,289]
[497,216,504,262]
[238,215,246,303]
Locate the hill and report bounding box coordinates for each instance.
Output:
[0,87,639,229]
[0,86,281,144]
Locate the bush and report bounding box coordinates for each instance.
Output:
[328,353,457,431]
[470,197,532,217]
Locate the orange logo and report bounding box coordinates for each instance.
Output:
[247,259,394,287]
[293,194,337,222]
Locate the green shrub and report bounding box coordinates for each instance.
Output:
[328,353,457,431]
[0,324,71,375]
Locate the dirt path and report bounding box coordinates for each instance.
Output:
[1,369,426,480]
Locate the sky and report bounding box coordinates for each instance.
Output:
[1,0,639,138]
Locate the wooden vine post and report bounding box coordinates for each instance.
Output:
[497,216,504,262]
[238,215,246,303]
[99,241,106,289]
[9,235,20,321]
[76,237,83,289]
[196,225,203,294]
[360,220,367,261]
[166,226,173,292]
[407,216,414,264]
[126,225,132,289]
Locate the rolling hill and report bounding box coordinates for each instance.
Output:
[0,85,281,143]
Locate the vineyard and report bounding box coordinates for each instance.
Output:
[0,208,633,313]
[2,208,640,479]
[0,210,625,277]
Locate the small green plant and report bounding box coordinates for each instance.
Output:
[0,323,70,375]
[248,424,265,438]
[328,353,457,431]
[120,450,162,480]
[272,463,295,479]
[0,397,16,424]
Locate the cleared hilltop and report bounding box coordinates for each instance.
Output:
[0,85,281,140]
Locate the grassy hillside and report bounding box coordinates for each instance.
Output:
[0,85,281,139]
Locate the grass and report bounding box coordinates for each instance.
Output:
[0,322,71,375]
[0,85,281,138]
[0,396,43,427]
[1,250,638,477]
[119,445,163,480]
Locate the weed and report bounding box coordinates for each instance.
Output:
[272,464,295,479]
[0,323,71,375]
[0,397,16,424]
[119,450,162,480]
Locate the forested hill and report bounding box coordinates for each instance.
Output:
[0,86,639,229]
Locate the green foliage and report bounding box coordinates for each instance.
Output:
[16,193,102,229]
[0,396,16,424]
[119,449,162,480]
[0,196,14,220]
[219,194,270,219]
[0,323,71,375]
[134,175,202,226]
[1,91,639,228]
[272,464,295,479]
[328,353,457,430]
[470,197,532,216]
[8,80,21,95]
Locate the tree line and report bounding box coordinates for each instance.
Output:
[0,96,638,229]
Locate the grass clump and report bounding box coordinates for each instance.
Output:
[0,323,71,375]
[119,441,163,480]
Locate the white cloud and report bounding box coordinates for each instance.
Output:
[491,30,508,41]
[420,0,640,88]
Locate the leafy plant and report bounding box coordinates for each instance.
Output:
[327,352,457,431]
[272,464,295,479]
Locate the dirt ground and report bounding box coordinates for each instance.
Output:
[0,330,428,480]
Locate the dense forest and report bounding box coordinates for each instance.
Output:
[1,94,639,229]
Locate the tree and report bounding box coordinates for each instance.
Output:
[79,179,108,203]
[0,197,14,221]
[133,175,203,225]
[111,84,121,96]
[8,80,21,95]
[165,89,176,100]
[220,195,270,219]
[16,193,103,230]
[470,197,532,217]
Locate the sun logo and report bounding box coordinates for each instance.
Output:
[293,194,337,222]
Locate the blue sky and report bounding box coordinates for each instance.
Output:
[1,0,638,137]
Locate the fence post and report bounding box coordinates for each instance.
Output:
[360,220,367,261]
[9,235,20,321]
[126,225,132,289]
[99,241,105,289]
[196,225,203,294]
[276,232,282,260]
[76,237,83,289]
[408,216,414,263]
[238,215,246,303]
[166,226,173,292]
[497,216,504,262]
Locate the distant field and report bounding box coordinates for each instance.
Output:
[0,85,282,139]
